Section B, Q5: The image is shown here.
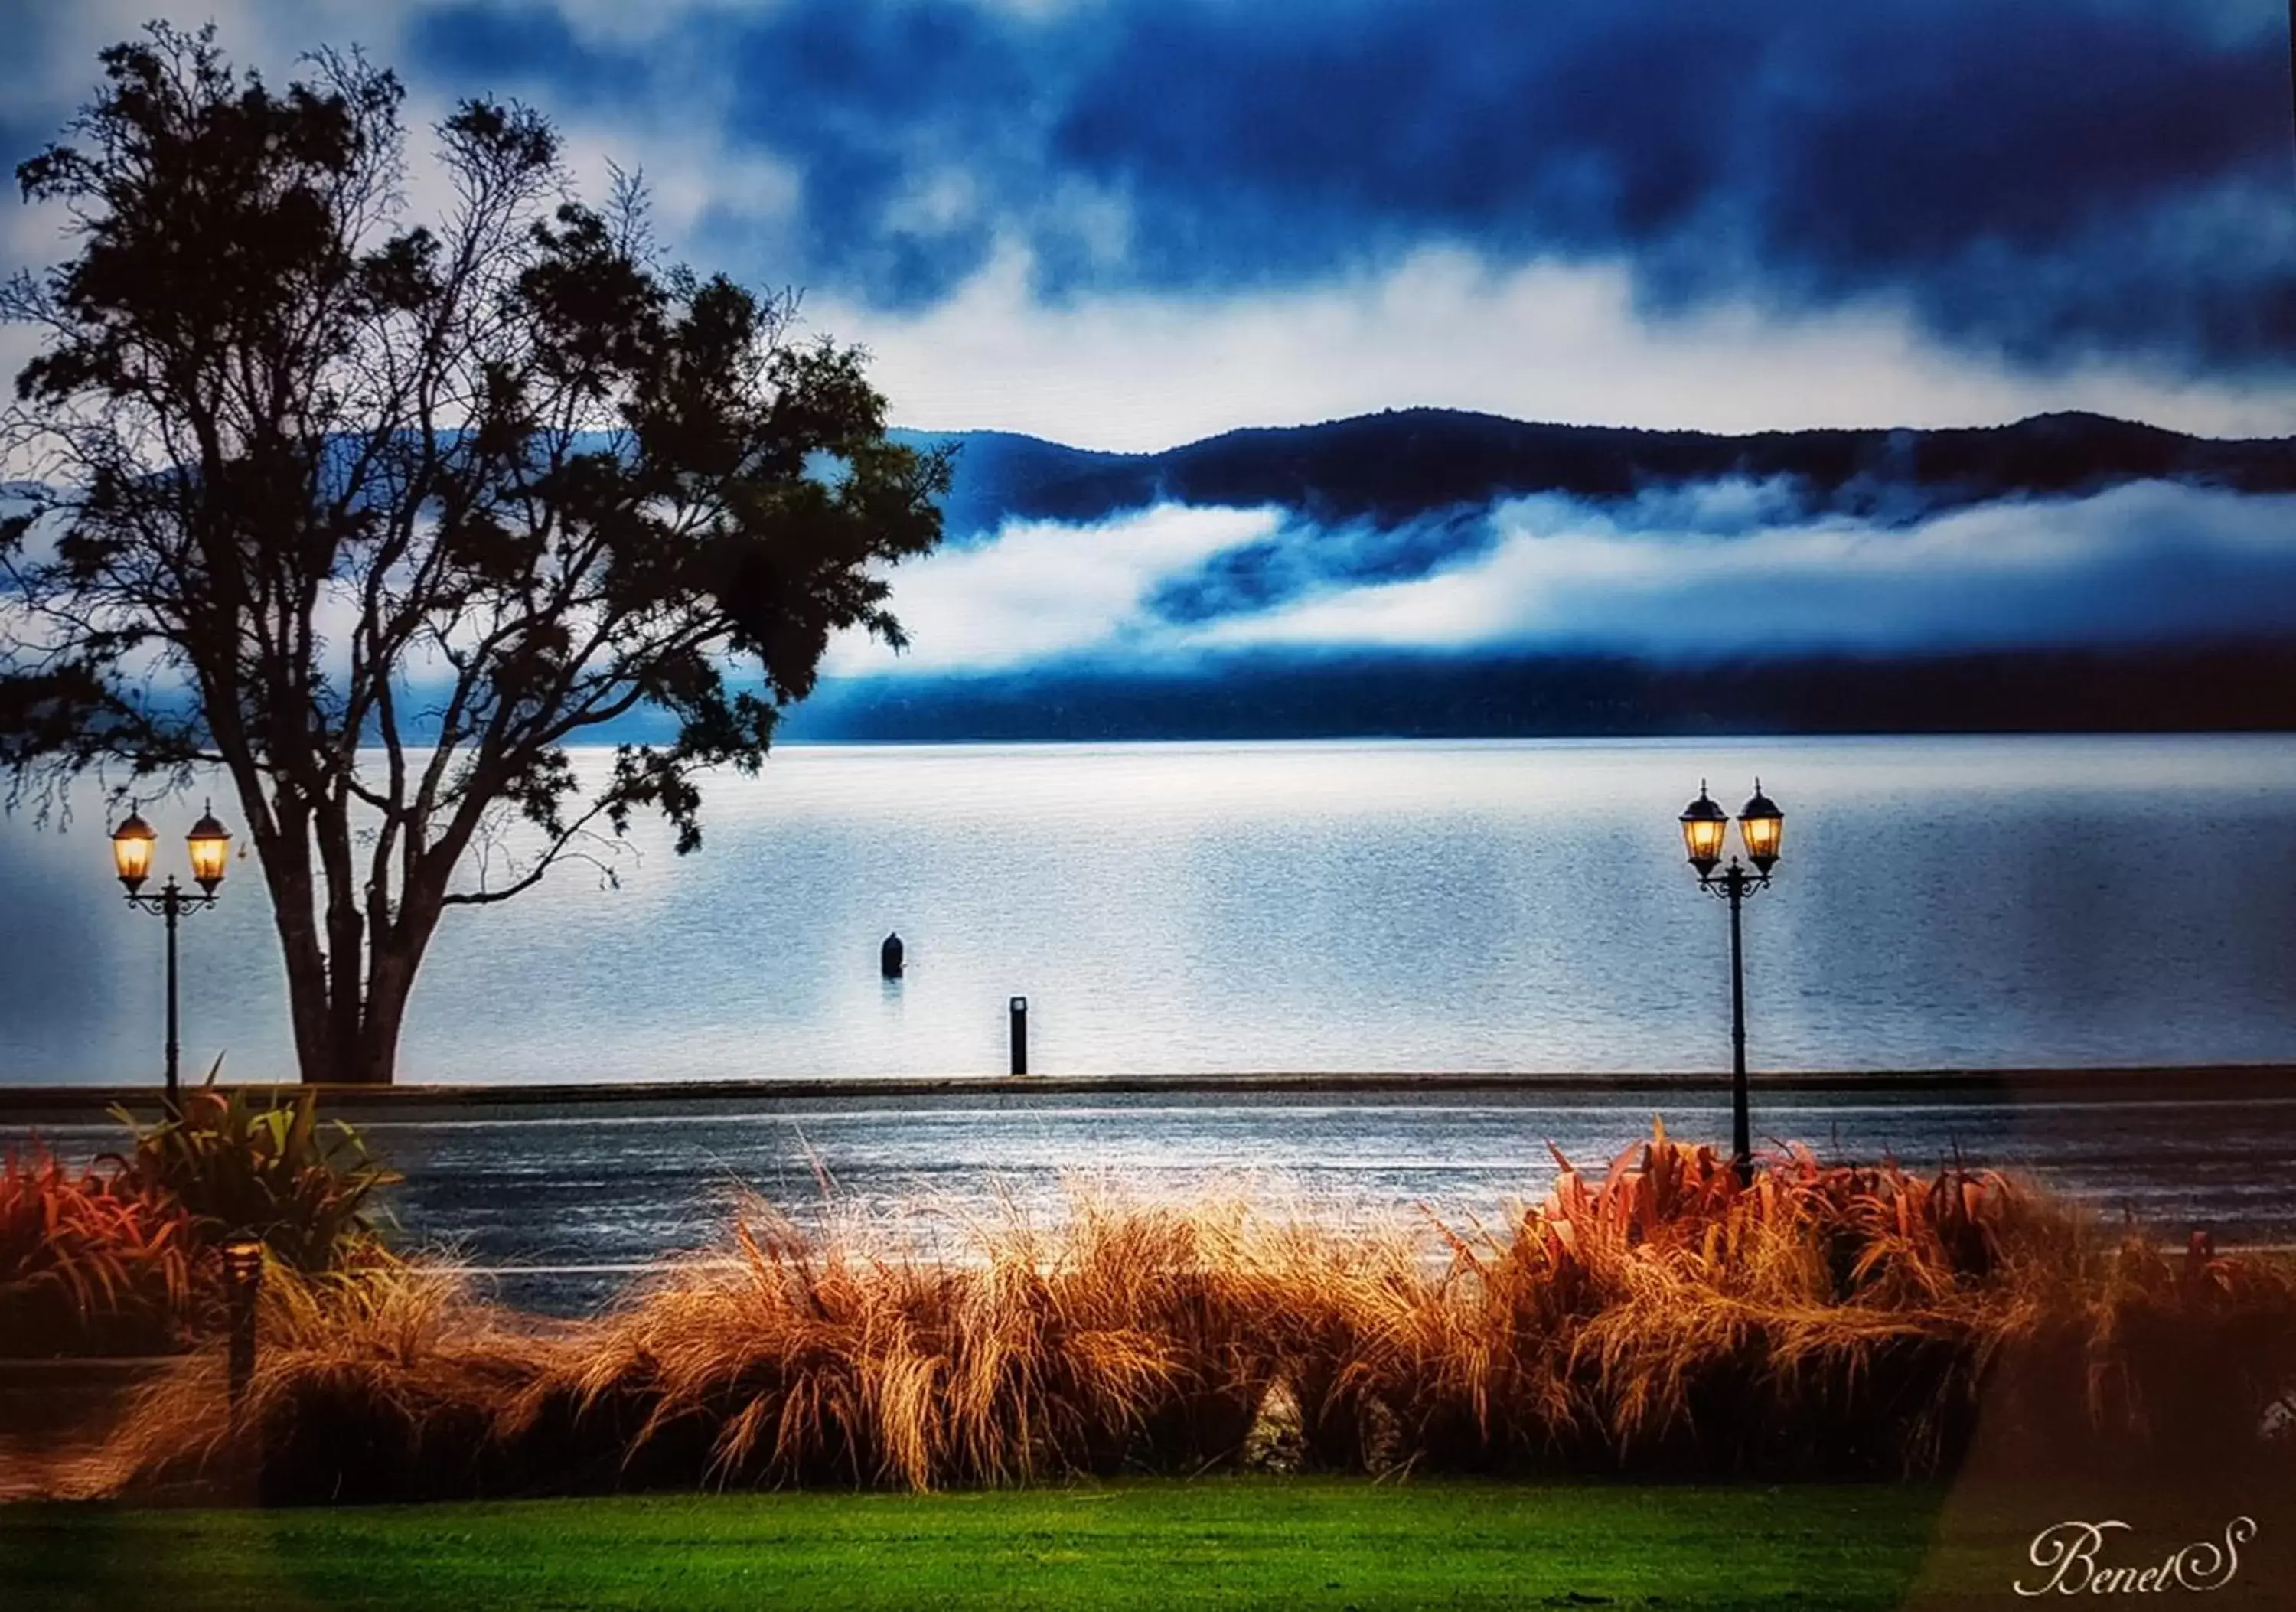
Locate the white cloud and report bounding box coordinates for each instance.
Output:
[820,243,2296,452]
[1185,481,2296,658]
[820,479,2296,677]
[882,168,981,239]
[553,123,805,246]
[457,0,770,47]
[827,502,1280,673]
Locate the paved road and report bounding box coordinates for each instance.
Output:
[11,1078,2294,1314]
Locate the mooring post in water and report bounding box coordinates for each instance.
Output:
[1009,996,1029,1076]
[223,1238,263,1431]
[880,932,905,980]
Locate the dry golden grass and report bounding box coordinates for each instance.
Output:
[60,1261,555,1502]
[45,1124,2296,1503]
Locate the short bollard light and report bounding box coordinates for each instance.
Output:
[222,1238,264,1428]
[109,800,232,1113]
[1677,781,1786,1184]
[1009,996,1029,1077]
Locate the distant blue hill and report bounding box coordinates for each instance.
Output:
[897,408,2296,541]
[778,644,2296,742]
[889,428,1143,543]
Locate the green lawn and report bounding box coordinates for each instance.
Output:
[0,1478,1960,1611]
[0,1476,2284,1610]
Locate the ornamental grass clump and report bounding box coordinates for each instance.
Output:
[1342,1124,2055,1478]
[51,1124,2296,1504]
[70,1260,556,1503]
[510,1191,1285,1491]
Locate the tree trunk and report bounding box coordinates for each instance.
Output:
[241,778,448,1088]
[314,793,379,1083]
[344,863,452,1088]
[251,793,338,1086]
[354,936,424,1087]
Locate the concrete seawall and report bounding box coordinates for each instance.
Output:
[2,1062,2290,1124]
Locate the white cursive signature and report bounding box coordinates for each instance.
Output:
[2014,1517,2258,1596]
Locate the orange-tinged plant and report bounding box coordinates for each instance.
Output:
[44,1124,2296,1503]
[0,1145,200,1356]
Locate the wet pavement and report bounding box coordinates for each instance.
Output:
[13,1078,2294,1314]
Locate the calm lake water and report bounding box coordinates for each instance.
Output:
[2,735,2294,1085]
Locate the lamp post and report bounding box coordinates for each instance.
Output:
[110,801,232,1113]
[1678,780,1784,1184]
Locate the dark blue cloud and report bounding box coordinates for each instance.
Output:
[1144,510,1499,626]
[192,2,2296,377]
[1044,0,2296,367]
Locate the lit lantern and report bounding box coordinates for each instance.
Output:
[1738,782,1783,874]
[111,808,157,894]
[186,803,233,894]
[221,1237,265,1287]
[1679,783,1728,876]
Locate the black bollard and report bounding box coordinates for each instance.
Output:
[222,1238,263,1431]
[1009,996,1028,1076]
[880,932,905,980]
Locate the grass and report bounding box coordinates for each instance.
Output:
[24,1123,2296,1501]
[0,1477,1958,1610]
[9,1122,2294,1607]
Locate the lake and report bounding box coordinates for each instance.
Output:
[2,735,2294,1085]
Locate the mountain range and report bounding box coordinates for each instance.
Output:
[902,408,2296,542]
[779,409,2296,740]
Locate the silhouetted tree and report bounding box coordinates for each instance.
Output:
[0,26,948,1084]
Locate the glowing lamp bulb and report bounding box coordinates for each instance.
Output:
[1679,784,1728,876]
[1739,782,1783,873]
[111,808,157,893]
[186,802,232,894]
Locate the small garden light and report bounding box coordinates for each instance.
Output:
[1677,780,1787,1184]
[108,800,233,1112]
[222,1237,264,1428]
[220,1237,265,1285]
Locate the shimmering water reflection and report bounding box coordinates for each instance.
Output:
[2,736,2294,1085]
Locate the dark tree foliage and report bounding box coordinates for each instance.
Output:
[0,26,949,1084]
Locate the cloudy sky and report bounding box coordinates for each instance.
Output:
[2,1,2291,693]
[4,0,2292,449]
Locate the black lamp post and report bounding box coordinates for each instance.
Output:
[110,801,233,1113]
[1678,780,1785,1184]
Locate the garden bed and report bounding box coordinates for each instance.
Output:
[11,1123,2291,1506]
